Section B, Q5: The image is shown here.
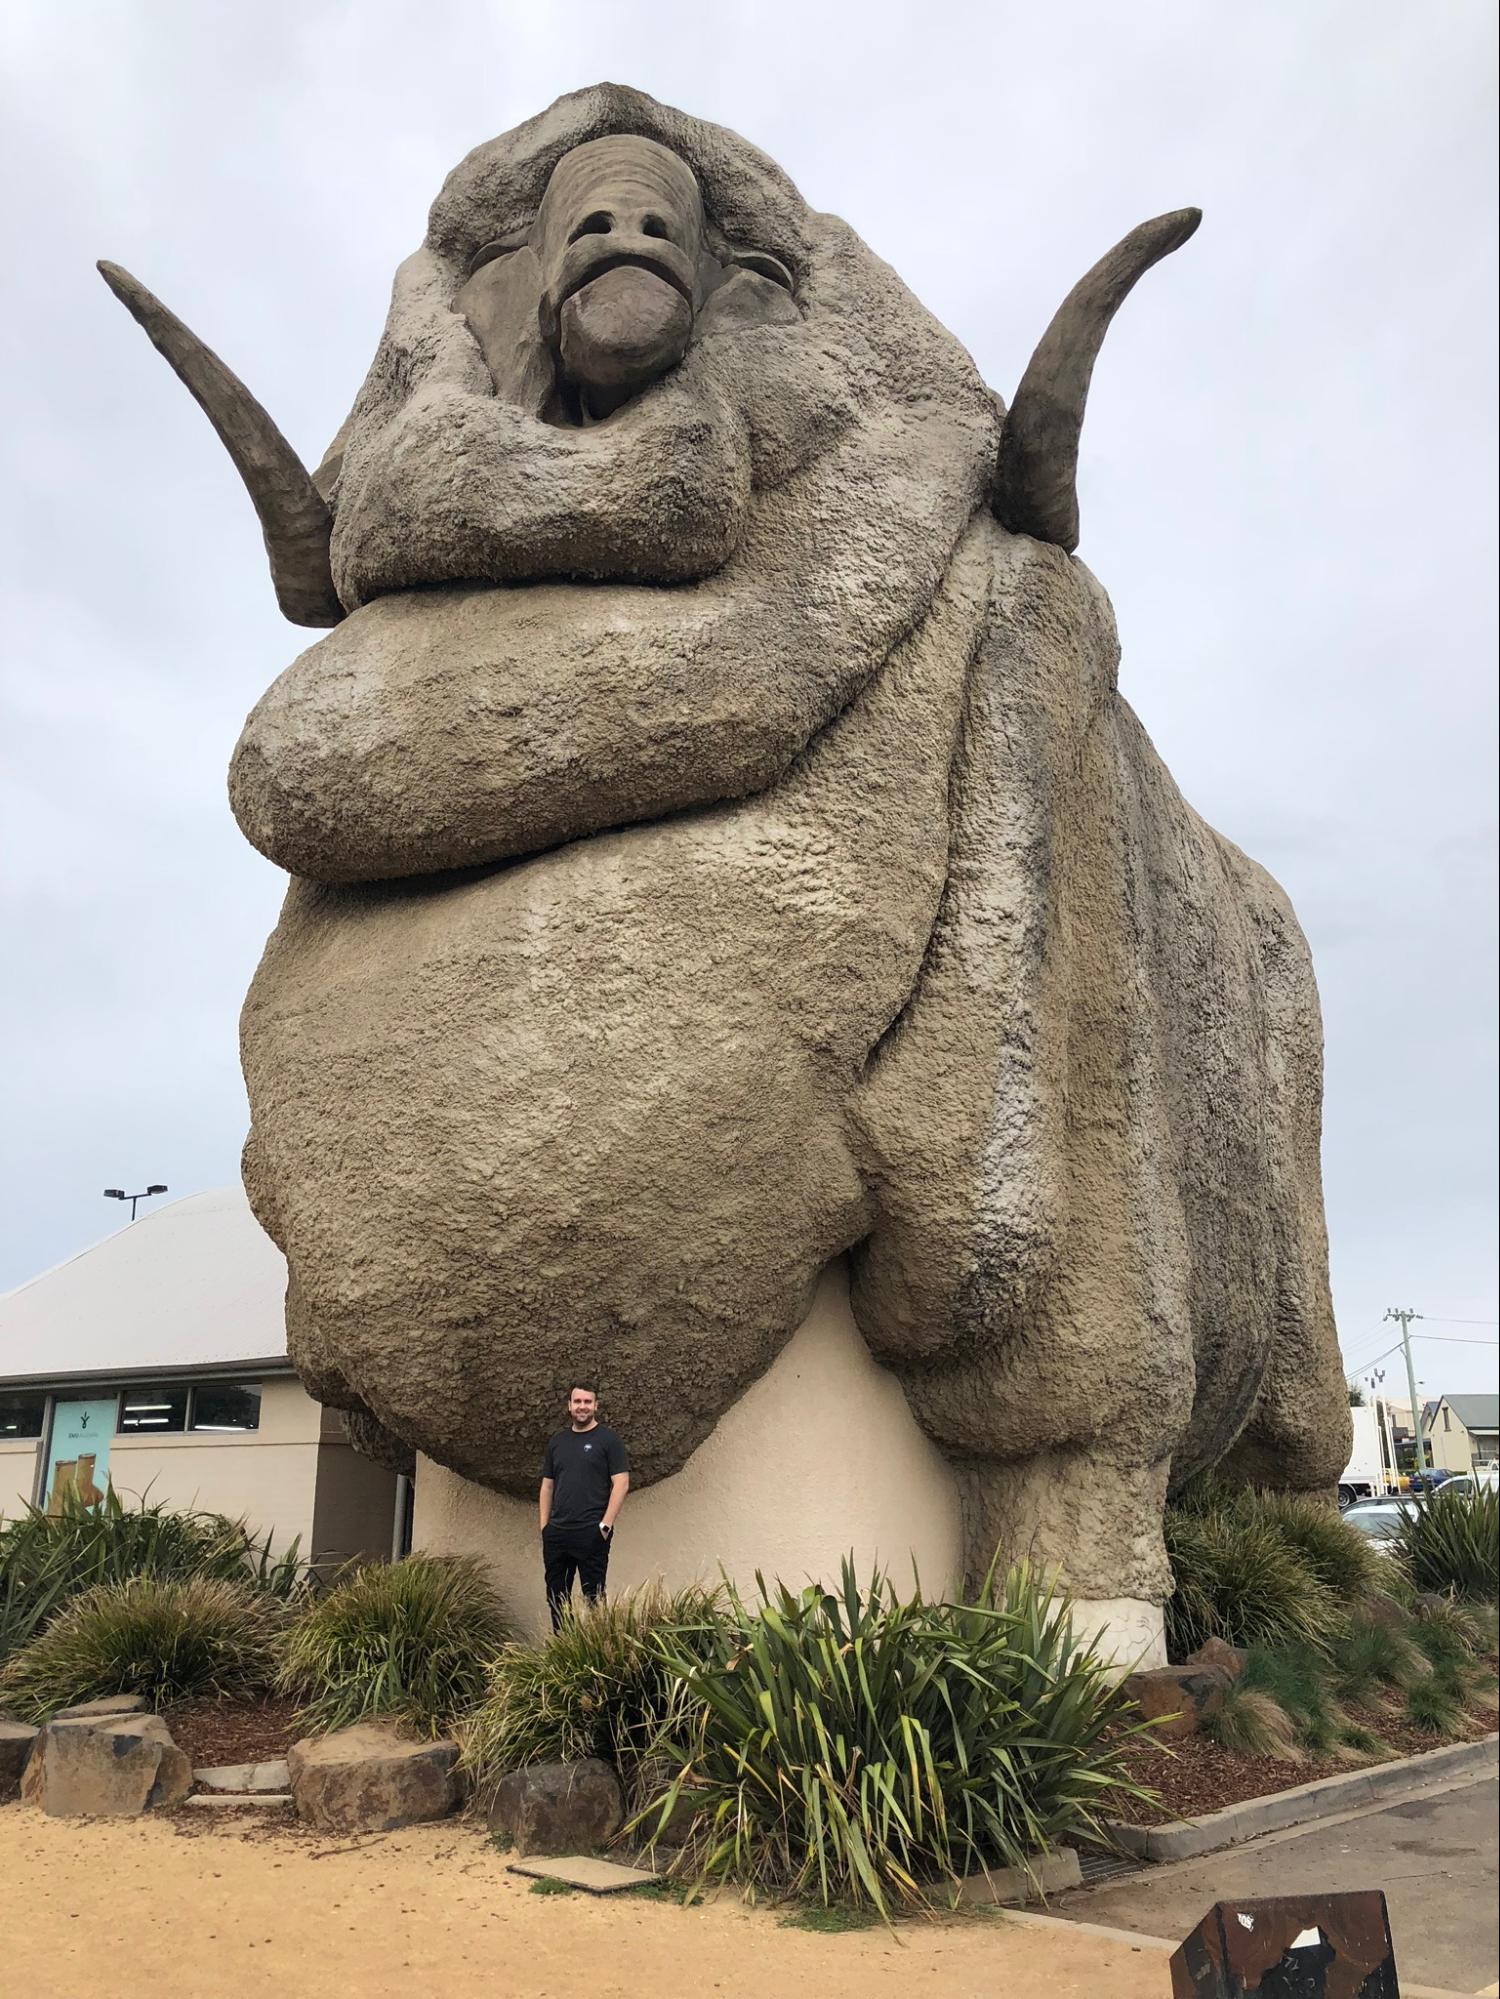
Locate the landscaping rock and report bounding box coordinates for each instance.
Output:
[22,1714,191,1816]
[286,1723,461,1833]
[1,1719,39,1801]
[52,1694,150,1721]
[488,1759,624,1857]
[631,1758,705,1849]
[1187,1637,1246,1680]
[194,1759,291,1794]
[1121,1664,1232,1741]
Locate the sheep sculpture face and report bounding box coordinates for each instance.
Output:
[102,84,1351,1617]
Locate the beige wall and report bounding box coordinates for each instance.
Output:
[108,1376,323,1559]
[1427,1410,1480,1474]
[415,1261,965,1638]
[1,1438,40,1520]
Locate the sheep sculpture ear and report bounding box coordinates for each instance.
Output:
[96,260,345,628]
[993,208,1201,554]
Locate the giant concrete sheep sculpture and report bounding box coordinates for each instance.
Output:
[101,83,1351,1637]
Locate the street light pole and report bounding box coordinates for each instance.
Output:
[103,1183,169,1223]
[1384,1306,1427,1478]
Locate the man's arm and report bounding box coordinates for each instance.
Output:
[539,1476,554,1533]
[601,1470,630,1534]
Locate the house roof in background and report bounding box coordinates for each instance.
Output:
[0,1189,288,1388]
[1440,1393,1500,1435]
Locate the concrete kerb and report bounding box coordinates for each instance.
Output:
[996,1909,1479,1999]
[1106,1733,1498,1863]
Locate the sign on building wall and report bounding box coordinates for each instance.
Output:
[43,1398,116,1509]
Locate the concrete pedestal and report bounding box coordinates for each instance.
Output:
[412,1261,1164,1666]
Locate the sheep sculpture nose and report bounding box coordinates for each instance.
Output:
[535,135,707,421]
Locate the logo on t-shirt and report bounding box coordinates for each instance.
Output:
[583,1443,593,1451]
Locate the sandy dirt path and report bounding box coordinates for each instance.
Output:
[1,1808,1175,1999]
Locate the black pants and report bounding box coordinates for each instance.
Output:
[542,1522,611,1630]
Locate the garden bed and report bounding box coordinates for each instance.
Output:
[1110,1674,1497,1826]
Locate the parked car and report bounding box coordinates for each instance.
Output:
[1406,1468,1457,1496]
[1341,1498,1416,1550]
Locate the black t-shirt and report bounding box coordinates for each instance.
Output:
[541,1425,629,1528]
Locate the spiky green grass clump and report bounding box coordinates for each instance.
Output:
[1404,1676,1465,1736]
[1394,1486,1499,1602]
[637,1559,1156,1917]
[1204,1682,1303,1760]
[461,1582,723,1809]
[1253,1491,1384,1607]
[278,1554,511,1737]
[0,1483,302,1663]
[0,1575,287,1719]
[1163,1504,1341,1660]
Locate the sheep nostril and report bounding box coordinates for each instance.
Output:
[640,214,670,241]
[568,210,614,244]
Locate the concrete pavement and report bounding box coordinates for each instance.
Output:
[1055,1771,1499,1995]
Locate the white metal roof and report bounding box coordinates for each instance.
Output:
[0,1188,290,1388]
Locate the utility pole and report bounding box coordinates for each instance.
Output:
[1384,1307,1426,1477]
[1368,1368,1398,1491]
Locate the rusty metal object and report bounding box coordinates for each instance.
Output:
[1170,1891,1400,1997]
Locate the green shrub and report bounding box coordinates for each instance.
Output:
[1404,1676,1464,1736]
[1412,1592,1490,1662]
[461,1582,723,1807]
[1394,1487,1499,1602]
[1253,1491,1382,1608]
[1163,1503,1341,1660]
[278,1554,509,1737]
[1328,1612,1422,1708]
[0,1484,302,1663]
[1205,1683,1302,1760]
[1239,1642,1350,1755]
[0,1575,287,1719]
[638,1559,1154,1916]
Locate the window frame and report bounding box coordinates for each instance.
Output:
[186,1380,263,1436]
[115,1382,191,1437]
[0,1389,49,1442]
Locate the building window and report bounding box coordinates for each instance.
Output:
[1443,1406,1451,1431]
[190,1382,262,1433]
[0,1392,46,1439]
[117,1385,189,1433]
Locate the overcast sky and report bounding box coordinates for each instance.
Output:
[2,1,1496,1405]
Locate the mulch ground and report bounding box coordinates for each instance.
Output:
[1111,1674,1498,1826]
[162,1695,301,1775]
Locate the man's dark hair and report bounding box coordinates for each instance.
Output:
[567,1379,600,1400]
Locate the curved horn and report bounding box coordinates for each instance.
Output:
[97,261,344,628]
[993,208,1201,554]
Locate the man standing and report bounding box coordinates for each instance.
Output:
[539,1381,630,1630]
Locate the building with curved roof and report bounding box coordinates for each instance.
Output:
[1,1189,399,1566]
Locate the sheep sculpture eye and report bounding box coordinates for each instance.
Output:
[731,249,795,292]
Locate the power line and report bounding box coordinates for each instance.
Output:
[1342,1331,1498,1380]
[1344,1342,1400,1379]
[1421,1317,1499,1328]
